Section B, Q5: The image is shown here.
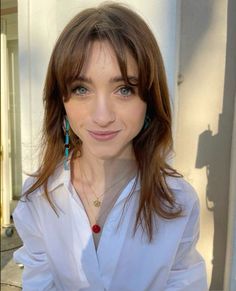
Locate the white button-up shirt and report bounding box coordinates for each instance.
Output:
[13,163,208,291]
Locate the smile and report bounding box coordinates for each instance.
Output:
[88,130,120,141]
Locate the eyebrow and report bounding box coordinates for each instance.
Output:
[77,75,138,84]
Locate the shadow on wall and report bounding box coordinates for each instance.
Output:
[195,0,236,289]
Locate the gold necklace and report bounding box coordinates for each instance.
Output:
[80,165,135,208]
[78,162,136,234]
[79,174,101,233]
[80,171,128,234]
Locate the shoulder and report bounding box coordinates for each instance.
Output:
[165,175,199,211]
[21,175,38,194]
[21,161,66,198]
[13,175,41,218]
[164,176,201,240]
[14,161,65,211]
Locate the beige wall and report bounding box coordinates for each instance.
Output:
[175,0,235,289]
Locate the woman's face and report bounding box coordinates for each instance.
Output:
[64,40,147,160]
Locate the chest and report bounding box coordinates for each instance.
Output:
[73,181,127,250]
[36,185,188,291]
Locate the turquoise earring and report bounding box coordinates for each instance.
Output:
[64,117,70,170]
[144,115,151,129]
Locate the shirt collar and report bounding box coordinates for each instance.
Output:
[47,161,70,192]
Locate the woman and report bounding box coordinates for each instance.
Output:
[13,2,208,290]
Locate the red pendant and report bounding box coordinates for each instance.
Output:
[92,224,101,233]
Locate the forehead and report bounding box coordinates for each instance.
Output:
[80,40,138,78]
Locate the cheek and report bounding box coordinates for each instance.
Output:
[64,102,87,131]
[125,103,147,128]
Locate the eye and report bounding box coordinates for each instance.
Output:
[72,85,88,96]
[118,86,134,97]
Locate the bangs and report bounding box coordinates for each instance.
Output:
[52,8,153,102]
[58,35,142,102]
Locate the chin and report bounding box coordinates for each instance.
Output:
[90,144,133,161]
[91,150,120,160]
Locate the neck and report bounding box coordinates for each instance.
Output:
[72,151,138,195]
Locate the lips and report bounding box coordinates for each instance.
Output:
[88,130,120,141]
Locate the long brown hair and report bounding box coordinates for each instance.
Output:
[25,2,182,241]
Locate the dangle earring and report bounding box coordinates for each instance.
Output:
[64,116,70,170]
[144,115,151,129]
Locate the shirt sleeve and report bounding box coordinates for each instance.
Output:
[13,181,57,291]
[165,199,208,291]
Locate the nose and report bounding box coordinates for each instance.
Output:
[92,96,116,126]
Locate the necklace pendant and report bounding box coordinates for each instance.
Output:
[92,224,101,233]
[93,199,101,207]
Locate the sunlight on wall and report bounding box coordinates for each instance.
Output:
[175,0,228,288]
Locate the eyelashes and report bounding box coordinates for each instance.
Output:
[118,86,135,96]
[71,84,137,98]
[72,85,88,96]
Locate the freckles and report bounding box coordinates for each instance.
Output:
[131,104,146,117]
[120,104,146,127]
[67,102,87,119]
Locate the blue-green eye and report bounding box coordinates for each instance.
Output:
[119,86,133,96]
[73,86,88,95]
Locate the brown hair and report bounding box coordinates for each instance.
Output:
[25,2,182,241]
